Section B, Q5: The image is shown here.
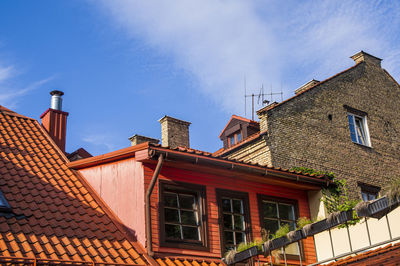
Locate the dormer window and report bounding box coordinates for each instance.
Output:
[228,131,242,147]
[0,190,11,212]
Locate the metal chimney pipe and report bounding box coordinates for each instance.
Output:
[50,90,64,111]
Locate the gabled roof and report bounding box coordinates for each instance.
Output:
[0,106,152,265]
[257,62,362,115]
[218,114,259,138]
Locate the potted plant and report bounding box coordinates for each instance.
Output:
[223,240,263,265]
[263,224,290,253]
[356,177,400,219]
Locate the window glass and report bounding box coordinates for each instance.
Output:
[160,183,206,247]
[0,190,10,211]
[261,199,300,257]
[237,132,242,142]
[220,196,247,252]
[229,135,235,146]
[348,113,370,146]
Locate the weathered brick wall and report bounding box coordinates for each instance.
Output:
[159,116,191,148]
[224,137,272,166]
[260,61,400,195]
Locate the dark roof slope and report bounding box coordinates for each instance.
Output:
[0,108,151,265]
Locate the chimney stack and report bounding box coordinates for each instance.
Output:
[295,79,320,95]
[40,90,69,152]
[350,51,382,67]
[159,116,191,148]
[128,134,159,146]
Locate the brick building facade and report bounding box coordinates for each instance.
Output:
[215,51,400,197]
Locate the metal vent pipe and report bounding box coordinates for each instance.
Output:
[50,90,64,111]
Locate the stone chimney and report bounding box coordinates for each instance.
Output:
[295,79,320,95]
[40,90,69,152]
[128,134,160,146]
[351,51,382,67]
[159,116,191,148]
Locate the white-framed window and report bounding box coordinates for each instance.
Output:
[347,113,371,146]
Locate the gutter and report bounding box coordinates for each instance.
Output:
[145,153,164,256]
[149,147,331,187]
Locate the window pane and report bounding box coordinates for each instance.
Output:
[368,193,377,200]
[222,198,231,212]
[230,135,235,145]
[279,204,295,220]
[165,208,179,223]
[281,220,296,231]
[234,215,244,230]
[361,192,369,201]
[180,210,197,225]
[179,194,196,210]
[224,231,234,246]
[263,202,277,218]
[223,214,233,229]
[164,193,178,207]
[264,219,279,237]
[235,232,245,245]
[182,226,200,240]
[348,114,357,142]
[232,199,243,214]
[165,224,181,239]
[355,117,366,145]
[237,132,242,142]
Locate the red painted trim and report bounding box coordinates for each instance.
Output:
[218,114,259,138]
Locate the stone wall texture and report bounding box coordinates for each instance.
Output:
[224,60,400,197]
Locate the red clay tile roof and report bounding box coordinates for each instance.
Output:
[257,63,362,115]
[0,107,151,265]
[155,257,224,266]
[324,241,400,265]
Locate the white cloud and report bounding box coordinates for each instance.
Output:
[96,0,400,114]
[0,66,54,109]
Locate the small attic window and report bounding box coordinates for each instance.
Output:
[0,190,11,212]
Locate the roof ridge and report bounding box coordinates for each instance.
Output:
[257,62,362,114]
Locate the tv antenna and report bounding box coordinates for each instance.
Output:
[244,84,283,120]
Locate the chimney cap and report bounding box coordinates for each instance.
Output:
[50,90,64,96]
[158,115,191,126]
[350,51,382,66]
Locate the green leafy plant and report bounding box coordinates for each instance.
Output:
[272,224,290,239]
[384,177,400,203]
[296,217,312,229]
[236,239,263,252]
[291,166,360,226]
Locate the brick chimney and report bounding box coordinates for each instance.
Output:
[351,51,382,67]
[295,79,320,95]
[159,116,191,148]
[128,134,159,146]
[40,90,69,152]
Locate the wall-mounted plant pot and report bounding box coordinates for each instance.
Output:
[223,246,260,265]
[286,229,305,243]
[302,219,330,237]
[263,236,290,253]
[356,196,399,219]
[326,210,354,227]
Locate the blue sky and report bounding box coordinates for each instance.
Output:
[1,1,399,155]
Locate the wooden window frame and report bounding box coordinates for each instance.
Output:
[257,194,305,261]
[358,182,380,201]
[158,180,209,251]
[216,189,252,254]
[228,131,243,147]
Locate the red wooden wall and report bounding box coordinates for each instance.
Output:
[145,163,317,264]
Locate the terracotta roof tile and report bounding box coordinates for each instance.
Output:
[0,108,149,265]
[156,258,224,266]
